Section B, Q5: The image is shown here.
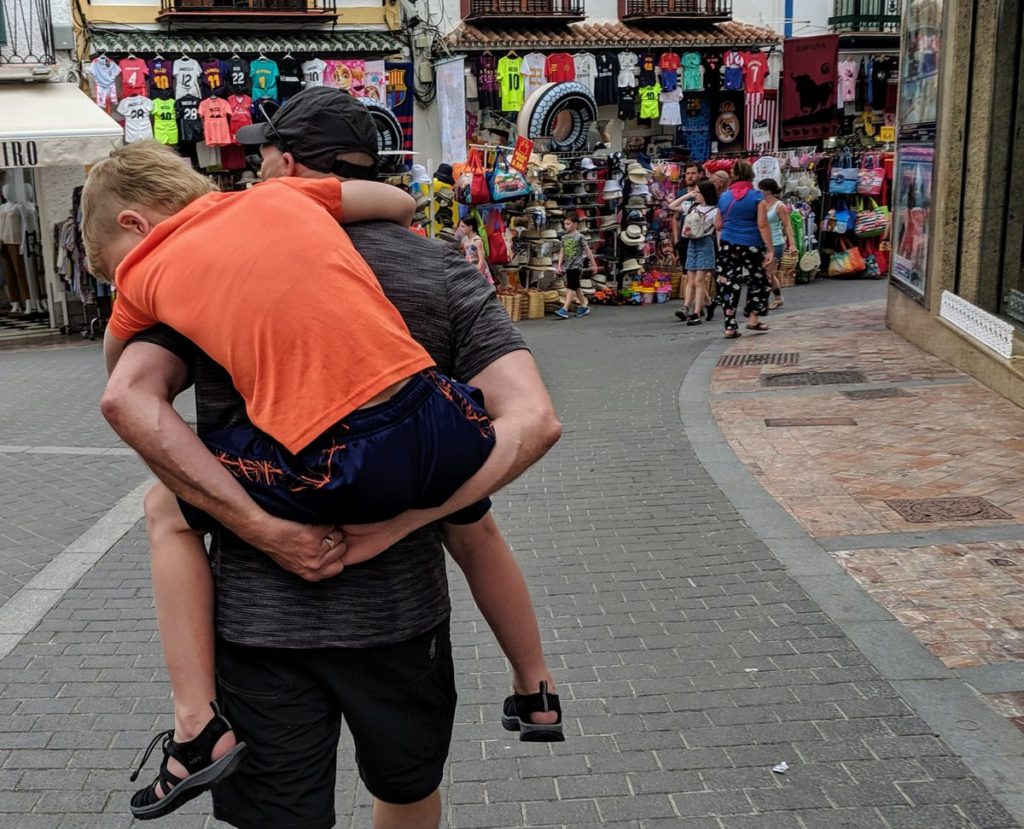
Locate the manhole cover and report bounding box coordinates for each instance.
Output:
[718,352,799,367]
[762,370,868,387]
[840,388,913,400]
[886,497,1013,523]
[765,417,858,427]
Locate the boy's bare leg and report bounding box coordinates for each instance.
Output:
[444,514,557,724]
[143,482,237,795]
[373,791,441,829]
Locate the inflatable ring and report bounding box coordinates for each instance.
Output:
[517,82,597,153]
[358,97,404,155]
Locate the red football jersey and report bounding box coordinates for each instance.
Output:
[119,58,149,98]
[545,52,576,83]
[744,52,768,94]
[658,52,681,72]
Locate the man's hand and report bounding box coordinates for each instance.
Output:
[237,513,347,582]
[339,511,427,566]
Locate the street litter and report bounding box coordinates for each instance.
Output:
[772,762,789,774]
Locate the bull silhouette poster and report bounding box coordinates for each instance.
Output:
[781,34,839,143]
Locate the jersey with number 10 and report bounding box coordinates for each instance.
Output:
[497,56,524,112]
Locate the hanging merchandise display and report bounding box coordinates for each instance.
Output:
[517,82,598,154]
[497,53,525,112]
[712,92,744,153]
[781,34,839,143]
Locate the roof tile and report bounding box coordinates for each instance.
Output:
[446,19,780,49]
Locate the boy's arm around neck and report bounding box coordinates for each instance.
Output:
[339,180,416,227]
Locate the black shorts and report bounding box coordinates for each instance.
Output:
[565,267,583,291]
[212,620,457,829]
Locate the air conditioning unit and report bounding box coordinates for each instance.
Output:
[0,65,54,83]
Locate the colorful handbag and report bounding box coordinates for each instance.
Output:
[487,149,532,203]
[828,148,857,195]
[854,198,890,238]
[828,240,867,277]
[485,211,510,266]
[857,152,885,195]
[455,149,491,205]
[824,201,856,235]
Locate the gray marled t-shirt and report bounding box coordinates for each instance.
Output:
[134,220,526,649]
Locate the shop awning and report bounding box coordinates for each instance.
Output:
[445,20,781,50]
[88,29,405,57]
[0,83,122,169]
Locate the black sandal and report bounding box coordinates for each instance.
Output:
[502,681,565,742]
[129,701,248,821]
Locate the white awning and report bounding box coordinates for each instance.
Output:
[0,83,123,169]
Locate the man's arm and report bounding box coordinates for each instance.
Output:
[340,180,416,226]
[103,328,129,376]
[341,348,562,563]
[102,341,347,581]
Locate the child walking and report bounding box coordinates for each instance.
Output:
[680,180,719,326]
[458,215,494,284]
[82,141,562,821]
[554,214,597,319]
[758,178,796,309]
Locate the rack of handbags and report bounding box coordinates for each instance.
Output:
[816,146,894,279]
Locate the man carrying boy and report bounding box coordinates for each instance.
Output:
[100,88,562,829]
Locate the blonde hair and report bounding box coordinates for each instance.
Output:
[82,141,216,281]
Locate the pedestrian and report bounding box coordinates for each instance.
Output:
[554,214,596,319]
[668,161,703,319]
[679,180,719,326]
[99,87,563,829]
[714,159,774,339]
[758,177,796,310]
[711,169,730,196]
[458,215,494,284]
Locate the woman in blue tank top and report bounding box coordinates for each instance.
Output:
[714,160,774,338]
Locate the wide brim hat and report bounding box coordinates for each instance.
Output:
[620,225,645,246]
[541,229,560,239]
[625,196,647,209]
[621,258,642,272]
[598,215,619,228]
[631,183,651,196]
[523,229,542,240]
[541,153,567,172]
[528,256,553,267]
[627,167,649,184]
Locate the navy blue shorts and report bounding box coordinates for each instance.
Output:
[180,370,495,531]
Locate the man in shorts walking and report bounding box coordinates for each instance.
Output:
[101,88,562,829]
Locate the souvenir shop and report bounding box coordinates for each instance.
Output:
[0,83,122,338]
[81,31,413,191]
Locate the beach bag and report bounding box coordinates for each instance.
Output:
[857,152,885,195]
[485,211,510,266]
[824,201,856,235]
[487,149,531,203]
[456,149,491,205]
[854,198,890,238]
[828,239,866,277]
[828,147,857,195]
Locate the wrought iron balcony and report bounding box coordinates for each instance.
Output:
[0,0,55,70]
[461,0,585,24]
[619,0,731,22]
[157,0,338,22]
[829,0,901,33]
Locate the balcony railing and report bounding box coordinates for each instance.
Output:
[157,0,338,21]
[0,0,55,68]
[829,0,901,33]
[619,0,732,22]
[461,0,585,23]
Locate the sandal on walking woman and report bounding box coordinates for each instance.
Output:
[502,681,565,742]
[130,701,247,821]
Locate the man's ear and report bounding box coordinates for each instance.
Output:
[115,209,152,236]
[280,152,300,176]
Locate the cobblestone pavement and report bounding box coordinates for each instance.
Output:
[1,280,1023,827]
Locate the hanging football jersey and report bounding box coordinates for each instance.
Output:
[278,56,303,100]
[148,58,173,99]
[302,58,326,88]
[703,53,722,92]
[638,83,661,120]
[743,51,768,94]
[617,86,637,120]
[638,52,657,87]
[617,52,639,88]
[117,95,153,143]
[119,58,149,98]
[250,58,280,100]
[173,58,202,100]
[573,53,597,94]
[198,97,232,147]
[659,87,682,126]
[545,52,575,82]
[658,51,680,92]
[176,95,203,143]
[227,94,253,143]
[225,57,250,95]
[594,53,619,106]
[201,59,226,99]
[681,52,703,91]
[521,52,547,101]
[151,97,178,145]
[477,54,500,110]
[497,55,525,111]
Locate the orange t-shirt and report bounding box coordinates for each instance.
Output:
[108,177,435,454]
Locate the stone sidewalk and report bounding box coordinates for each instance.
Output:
[1,280,1023,827]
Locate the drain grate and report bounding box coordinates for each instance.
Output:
[840,388,913,400]
[886,497,1014,523]
[765,417,858,427]
[762,370,868,387]
[718,352,799,367]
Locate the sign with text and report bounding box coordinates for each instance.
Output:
[509,136,534,174]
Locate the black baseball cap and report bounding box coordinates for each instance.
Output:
[235,87,379,174]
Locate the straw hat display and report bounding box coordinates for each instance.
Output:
[625,195,647,210]
[598,215,620,229]
[619,225,646,246]
[527,255,554,268]
[602,180,623,196]
[541,228,560,239]
[626,164,649,184]
[621,258,642,272]
[631,183,651,196]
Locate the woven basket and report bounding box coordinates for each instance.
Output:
[777,250,799,288]
[527,290,546,319]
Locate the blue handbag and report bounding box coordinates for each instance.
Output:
[487,149,532,203]
[829,148,857,195]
